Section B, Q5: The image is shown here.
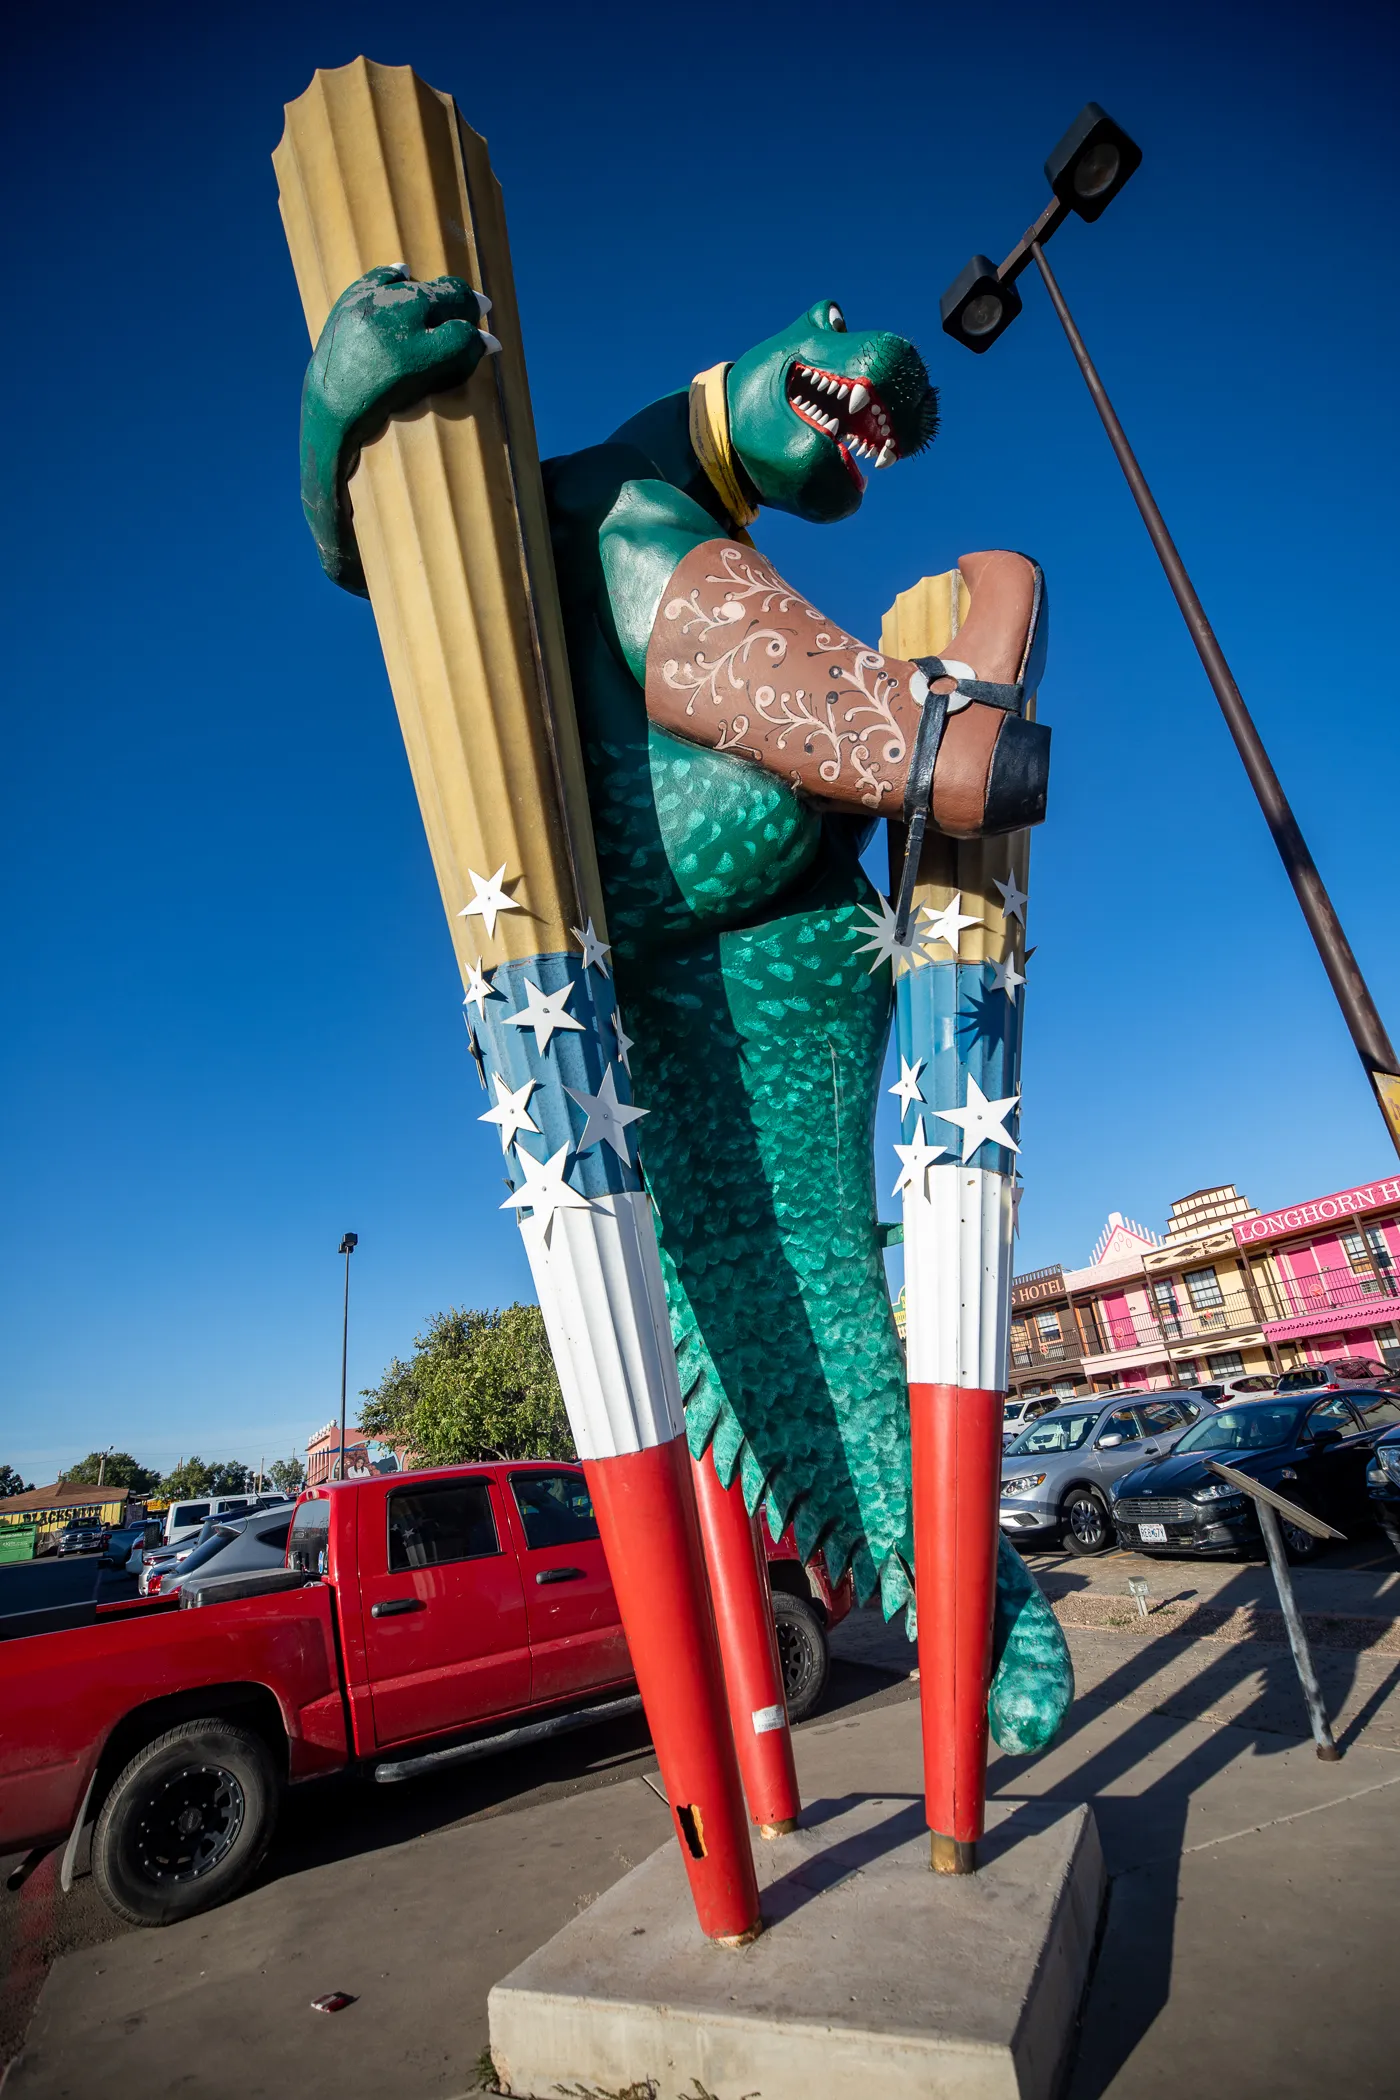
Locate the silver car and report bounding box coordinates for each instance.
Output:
[154,1504,297,1599]
[1000,1392,1213,1554]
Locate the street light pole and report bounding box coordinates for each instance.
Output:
[1029,238,1400,1135]
[940,105,1400,1161]
[337,1232,358,1482]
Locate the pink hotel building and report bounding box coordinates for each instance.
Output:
[1008,1174,1400,1403]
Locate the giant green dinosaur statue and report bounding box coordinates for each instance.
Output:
[300,271,1072,1755]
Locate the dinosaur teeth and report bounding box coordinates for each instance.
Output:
[848,382,871,413]
[876,440,898,468]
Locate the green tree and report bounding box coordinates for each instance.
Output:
[158,1457,252,1499]
[268,1455,307,1497]
[59,1452,160,1494]
[360,1304,573,1465]
[160,1457,215,1498]
[0,1465,34,1498]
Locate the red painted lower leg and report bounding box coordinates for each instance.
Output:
[584,1437,761,1941]
[910,1382,1002,1858]
[690,1450,802,1835]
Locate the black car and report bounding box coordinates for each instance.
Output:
[1112,1388,1400,1560]
[1367,1425,1400,1543]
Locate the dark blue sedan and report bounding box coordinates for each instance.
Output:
[1112,1388,1400,1560]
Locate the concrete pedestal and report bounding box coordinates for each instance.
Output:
[488,1795,1104,2100]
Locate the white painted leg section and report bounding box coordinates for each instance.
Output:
[902,1166,1014,1390]
[521,1191,684,1460]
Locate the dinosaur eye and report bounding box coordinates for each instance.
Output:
[827,304,847,332]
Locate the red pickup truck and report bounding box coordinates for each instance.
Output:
[0,1461,848,1928]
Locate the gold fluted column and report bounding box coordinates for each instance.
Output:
[881,570,1031,971]
[274,59,605,973]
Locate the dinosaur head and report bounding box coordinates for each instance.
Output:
[726,300,939,524]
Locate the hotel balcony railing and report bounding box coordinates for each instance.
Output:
[1255,1262,1400,1325]
[1084,1289,1263,1357]
[1009,1333,1085,1370]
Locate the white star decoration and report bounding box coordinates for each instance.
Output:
[933,1075,1021,1161]
[571,918,612,977]
[993,873,1028,926]
[988,956,1026,1003]
[463,959,496,1016]
[566,1065,648,1162]
[854,894,926,975]
[502,977,587,1054]
[479,1072,540,1152]
[613,1014,635,1076]
[501,1143,594,1244]
[457,866,521,941]
[892,1116,947,1201]
[921,892,981,958]
[889,1057,926,1115]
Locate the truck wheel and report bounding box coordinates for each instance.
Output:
[92,1720,280,1926]
[772,1591,829,1723]
[1061,1486,1113,1556]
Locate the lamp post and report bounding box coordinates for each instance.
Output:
[337,1233,358,1482]
[940,104,1400,1162]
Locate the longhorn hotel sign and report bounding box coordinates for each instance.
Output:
[1233,1176,1400,1249]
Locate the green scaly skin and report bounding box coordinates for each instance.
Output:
[299,283,1072,1753]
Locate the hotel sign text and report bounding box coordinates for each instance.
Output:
[1234,1177,1400,1248]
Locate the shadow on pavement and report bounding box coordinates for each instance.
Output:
[1000,1552,1382,2100]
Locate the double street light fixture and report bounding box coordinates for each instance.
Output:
[940,104,1400,1161]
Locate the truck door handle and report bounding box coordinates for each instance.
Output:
[535,1567,584,1585]
[372,1597,426,1617]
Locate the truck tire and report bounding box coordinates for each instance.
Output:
[772,1591,829,1723]
[91,1720,280,1926]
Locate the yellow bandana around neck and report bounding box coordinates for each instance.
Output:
[689,363,760,539]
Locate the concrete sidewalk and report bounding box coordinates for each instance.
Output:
[7,1609,1400,2100]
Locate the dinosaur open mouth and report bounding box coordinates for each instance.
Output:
[785,360,900,490]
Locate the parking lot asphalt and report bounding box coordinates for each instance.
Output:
[5,1535,1400,2096]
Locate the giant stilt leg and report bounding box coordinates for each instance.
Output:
[883,567,1036,1872]
[691,1452,801,1837]
[276,59,758,1943]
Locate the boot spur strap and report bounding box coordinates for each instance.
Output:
[891,659,1024,941]
[916,657,1025,717]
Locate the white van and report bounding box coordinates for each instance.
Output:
[161,1492,260,1545]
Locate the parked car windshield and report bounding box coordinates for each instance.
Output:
[170,1526,240,1576]
[1006,1411,1098,1456]
[1175,1404,1305,1454]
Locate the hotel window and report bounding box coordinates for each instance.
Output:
[1151,1280,1183,1335]
[1341,1228,1394,1292]
[1183,1266,1225,1310]
[1035,1311,1064,1355]
[1206,1351,1245,1378]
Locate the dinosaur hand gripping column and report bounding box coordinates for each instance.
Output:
[279,58,1075,1914]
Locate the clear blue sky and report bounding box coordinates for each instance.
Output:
[3,0,1397,1480]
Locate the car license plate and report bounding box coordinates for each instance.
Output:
[1138,1523,1168,1544]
